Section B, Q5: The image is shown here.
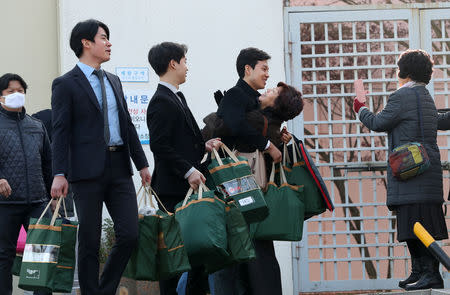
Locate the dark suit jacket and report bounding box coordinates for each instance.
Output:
[147,84,205,198]
[51,65,148,182]
[217,79,268,152]
[32,109,53,142]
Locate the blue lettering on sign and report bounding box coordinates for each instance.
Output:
[140,95,149,104]
[130,95,138,104]
[116,67,149,83]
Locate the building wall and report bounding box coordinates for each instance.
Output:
[0,0,59,114]
[58,1,293,294]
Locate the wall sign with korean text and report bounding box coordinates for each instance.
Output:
[124,90,151,144]
[116,67,149,82]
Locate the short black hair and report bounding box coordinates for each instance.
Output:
[236,47,271,79]
[397,49,434,84]
[148,42,188,76]
[70,19,110,58]
[0,73,28,94]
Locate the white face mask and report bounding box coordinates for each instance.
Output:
[1,92,26,109]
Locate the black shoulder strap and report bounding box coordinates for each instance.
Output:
[412,87,425,143]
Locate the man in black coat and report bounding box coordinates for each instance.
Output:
[217,48,282,160]
[50,19,151,295]
[0,73,52,295]
[146,42,221,295]
[214,48,283,295]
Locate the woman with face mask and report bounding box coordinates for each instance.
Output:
[0,73,53,295]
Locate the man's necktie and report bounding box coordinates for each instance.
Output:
[176,91,188,109]
[176,91,196,133]
[93,69,110,145]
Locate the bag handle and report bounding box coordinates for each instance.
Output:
[282,143,291,166]
[412,88,425,144]
[212,143,240,165]
[279,163,288,184]
[62,197,68,218]
[391,88,425,152]
[137,185,156,210]
[269,162,276,183]
[212,148,224,166]
[145,186,170,214]
[222,144,240,162]
[292,142,302,164]
[269,162,287,185]
[37,197,63,226]
[181,183,209,207]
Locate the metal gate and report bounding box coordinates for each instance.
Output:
[285,4,450,293]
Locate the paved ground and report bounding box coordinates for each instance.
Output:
[369,289,450,295]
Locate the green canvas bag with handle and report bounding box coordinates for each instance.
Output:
[175,184,229,267]
[208,144,268,223]
[123,185,159,280]
[19,197,78,293]
[282,143,327,218]
[250,162,305,241]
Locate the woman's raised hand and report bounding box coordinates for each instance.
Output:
[354,79,367,104]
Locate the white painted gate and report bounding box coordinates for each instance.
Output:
[285,4,450,293]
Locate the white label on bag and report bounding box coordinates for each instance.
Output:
[239,196,255,207]
[23,244,60,264]
[219,175,259,197]
[25,268,40,279]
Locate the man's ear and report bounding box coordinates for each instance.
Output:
[81,39,90,49]
[244,65,252,77]
[169,59,177,70]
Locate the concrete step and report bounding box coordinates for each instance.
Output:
[367,289,450,295]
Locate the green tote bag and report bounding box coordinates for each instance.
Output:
[283,143,327,219]
[250,163,305,241]
[19,197,78,293]
[175,184,229,267]
[151,187,191,280]
[123,185,159,281]
[205,202,256,273]
[208,144,268,223]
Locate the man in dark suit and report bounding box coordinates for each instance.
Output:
[146,42,221,295]
[50,19,151,295]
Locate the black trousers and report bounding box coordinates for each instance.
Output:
[0,202,52,295]
[159,266,209,295]
[247,240,282,295]
[72,150,139,295]
[213,240,282,295]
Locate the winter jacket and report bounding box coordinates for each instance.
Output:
[203,109,284,148]
[216,79,268,152]
[0,106,52,204]
[358,84,443,208]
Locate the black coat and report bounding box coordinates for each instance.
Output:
[32,109,52,142]
[147,84,206,198]
[0,107,52,204]
[51,65,148,182]
[203,109,283,147]
[217,79,268,152]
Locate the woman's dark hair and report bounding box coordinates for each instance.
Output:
[397,49,433,84]
[148,42,188,76]
[70,19,110,58]
[0,73,28,94]
[270,82,303,121]
[236,47,271,79]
